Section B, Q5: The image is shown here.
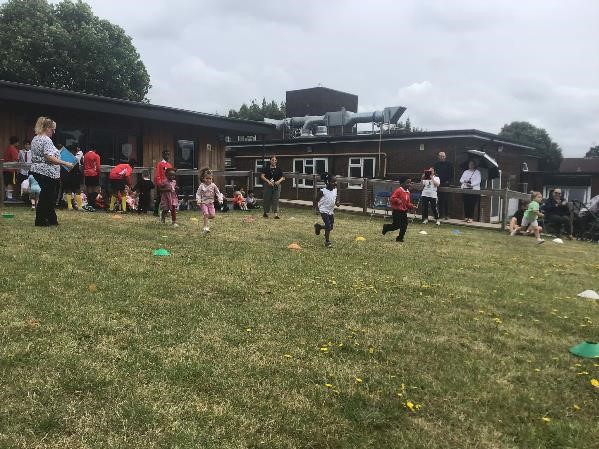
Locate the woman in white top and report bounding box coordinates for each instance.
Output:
[459,160,482,223]
[29,117,73,227]
[420,167,441,225]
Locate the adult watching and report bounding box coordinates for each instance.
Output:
[459,160,481,223]
[260,155,284,219]
[541,189,573,239]
[434,151,453,219]
[29,117,73,226]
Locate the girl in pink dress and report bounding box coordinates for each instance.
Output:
[195,168,223,233]
[159,168,179,226]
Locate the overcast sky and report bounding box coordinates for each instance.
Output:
[51,0,599,156]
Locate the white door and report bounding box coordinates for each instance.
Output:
[490,170,502,222]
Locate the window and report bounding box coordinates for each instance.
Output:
[293,158,328,188]
[175,139,196,170]
[255,159,266,187]
[348,157,376,188]
[543,186,591,204]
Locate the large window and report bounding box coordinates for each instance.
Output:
[348,157,376,188]
[543,186,591,204]
[175,139,196,170]
[293,158,328,188]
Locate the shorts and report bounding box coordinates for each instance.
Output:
[320,212,335,230]
[85,176,99,187]
[110,179,126,192]
[3,171,15,186]
[201,203,216,216]
[62,171,82,192]
[521,217,538,228]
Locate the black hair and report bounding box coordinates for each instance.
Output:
[9,136,19,144]
[128,158,137,167]
[165,167,176,175]
[87,143,97,151]
[23,139,31,144]
[320,172,336,184]
[399,176,409,184]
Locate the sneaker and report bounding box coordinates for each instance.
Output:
[172,223,179,228]
[537,239,545,244]
[422,219,429,224]
[314,223,321,235]
[435,220,440,226]
[396,236,404,242]
[325,241,333,248]
[274,215,280,219]
[263,213,268,218]
[382,227,387,235]
[202,226,210,233]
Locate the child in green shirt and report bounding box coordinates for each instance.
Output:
[512,191,544,244]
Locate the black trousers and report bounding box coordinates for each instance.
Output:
[547,214,571,235]
[383,210,408,240]
[32,173,59,226]
[438,189,450,218]
[421,196,439,220]
[463,193,479,220]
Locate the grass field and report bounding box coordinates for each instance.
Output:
[1,206,598,449]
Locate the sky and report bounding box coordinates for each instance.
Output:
[49,0,599,156]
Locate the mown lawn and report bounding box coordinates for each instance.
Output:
[0,206,598,449]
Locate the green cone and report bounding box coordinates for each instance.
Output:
[2,213,15,218]
[153,248,171,256]
[569,341,599,358]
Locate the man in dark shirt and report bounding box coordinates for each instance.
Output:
[260,155,285,218]
[434,151,453,219]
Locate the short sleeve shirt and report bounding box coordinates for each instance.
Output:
[30,135,60,179]
[262,164,283,183]
[524,201,539,221]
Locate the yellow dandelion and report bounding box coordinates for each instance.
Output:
[542,417,551,422]
[355,377,363,383]
[320,347,328,352]
[573,404,581,411]
[406,401,415,411]
[325,383,333,388]
[245,328,252,332]
[591,378,599,388]
[284,354,292,358]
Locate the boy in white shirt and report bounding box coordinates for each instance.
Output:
[314,173,340,248]
[420,167,441,225]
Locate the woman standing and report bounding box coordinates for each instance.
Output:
[29,117,73,226]
[260,155,285,219]
[459,160,481,223]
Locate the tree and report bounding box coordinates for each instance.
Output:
[0,0,150,101]
[585,145,599,158]
[498,121,563,170]
[228,98,286,121]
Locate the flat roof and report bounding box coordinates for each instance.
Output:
[227,129,538,151]
[0,80,275,136]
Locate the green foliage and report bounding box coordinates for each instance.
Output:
[498,121,563,170]
[396,117,423,133]
[1,207,598,448]
[584,145,599,158]
[228,98,286,121]
[0,0,150,101]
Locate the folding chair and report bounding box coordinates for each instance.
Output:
[371,191,391,218]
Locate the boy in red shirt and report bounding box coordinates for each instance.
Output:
[154,150,172,216]
[382,177,416,242]
[83,146,101,208]
[108,161,133,212]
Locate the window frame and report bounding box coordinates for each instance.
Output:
[255,159,266,187]
[543,185,591,204]
[292,157,328,188]
[348,157,376,189]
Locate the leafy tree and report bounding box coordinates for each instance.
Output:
[0,0,150,101]
[585,145,599,158]
[498,121,563,170]
[228,98,286,120]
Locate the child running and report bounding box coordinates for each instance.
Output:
[382,177,416,242]
[512,191,545,244]
[159,167,179,226]
[27,173,41,209]
[314,173,339,248]
[195,168,223,233]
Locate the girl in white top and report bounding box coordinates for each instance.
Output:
[459,160,482,223]
[420,167,441,225]
[314,173,339,248]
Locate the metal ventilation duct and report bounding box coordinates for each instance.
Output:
[264,106,406,136]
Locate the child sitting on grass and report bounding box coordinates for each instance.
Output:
[512,191,544,244]
[195,168,223,233]
[159,168,179,226]
[246,190,259,209]
[382,177,416,242]
[314,173,339,248]
[232,190,248,210]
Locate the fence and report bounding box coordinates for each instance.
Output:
[1,160,530,229]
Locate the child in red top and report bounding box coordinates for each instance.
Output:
[153,150,172,216]
[108,161,133,212]
[382,177,416,242]
[232,190,247,210]
[159,167,179,226]
[3,136,19,200]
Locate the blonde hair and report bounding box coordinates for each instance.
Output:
[34,117,56,135]
[531,191,542,200]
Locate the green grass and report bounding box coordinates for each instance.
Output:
[1,206,598,449]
